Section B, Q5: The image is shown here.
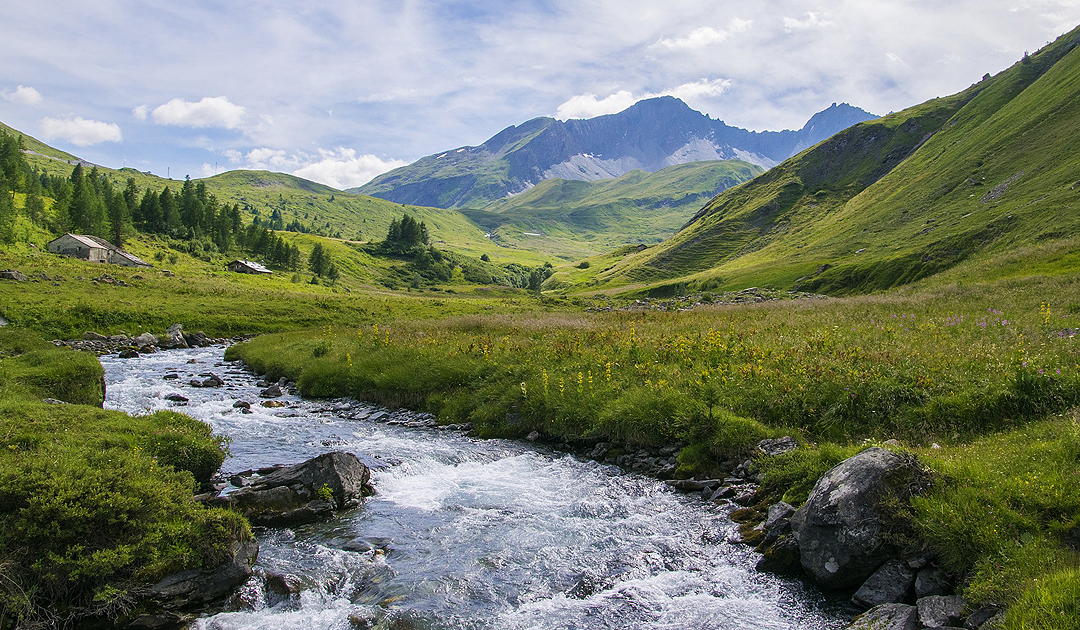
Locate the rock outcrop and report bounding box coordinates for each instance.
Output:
[209,451,373,526]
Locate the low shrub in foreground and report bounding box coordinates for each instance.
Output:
[0,331,244,626]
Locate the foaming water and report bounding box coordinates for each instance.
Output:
[101,347,847,630]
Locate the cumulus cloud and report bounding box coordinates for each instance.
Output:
[151,96,246,129]
[783,12,832,32]
[554,79,732,120]
[3,85,42,105]
[554,90,638,120]
[39,116,122,146]
[652,18,753,50]
[293,148,408,189]
[132,104,148,120]
[224,146,406,189]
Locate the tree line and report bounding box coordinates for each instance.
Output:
[0,132,306,272]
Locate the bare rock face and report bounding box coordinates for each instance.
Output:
[210,451,373,526]
[790,447,923,590]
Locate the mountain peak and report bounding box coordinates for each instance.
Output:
[357,99,877,208]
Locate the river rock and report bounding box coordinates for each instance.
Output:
[118,348,140,359]
[260,384,283,398]
[135,331,159,347]
[209,451,373,526]
[761,502,796,546]
[917,595,966,628]
[201,373,224,387]
[165,394,189,403]
[233,400,251,410]
[915,566,952,598]
[128,536,258,627]
[852,558,916,609]
[755,534,802,575]
[160,323,189,349]
[790,447,923,589]
[262,400,287,408]
[846,603,918,630]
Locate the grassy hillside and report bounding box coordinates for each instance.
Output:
[1,125,545,265]
[580,25,1080,297]
[461,160,762,260]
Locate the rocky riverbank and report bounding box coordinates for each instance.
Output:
[53,323,248,355]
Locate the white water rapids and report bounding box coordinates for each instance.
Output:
[100,345,849,630]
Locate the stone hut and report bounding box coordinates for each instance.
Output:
[227,259,273,275]
[46,233,151,268]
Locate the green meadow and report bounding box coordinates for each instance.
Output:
[228,273,1080,627]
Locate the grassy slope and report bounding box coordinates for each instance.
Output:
[582,26,1080,296]
[0,236,569,341]
[460,160,763,260]
[1,125,547,266]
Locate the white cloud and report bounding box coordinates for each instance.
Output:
[654,26,730,50]
[224,146,406,189]
[293,148,407,189]
[3,85,42,105]
[783,12,833,32]
[151,96,246,129]
[554,90,638,120]
[664,78,733,101]
[554,79,731,120]
[132,104,148,120]
[653,18,753,50]
[39,116,122,146]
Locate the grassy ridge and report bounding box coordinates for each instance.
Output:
[226,273,1080,623]
[461,161,763,260]
[0,328,246,626]
[585,25,1080,297]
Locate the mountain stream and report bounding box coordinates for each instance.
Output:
[101,346,849,630]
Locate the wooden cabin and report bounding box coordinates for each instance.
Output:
[227,259,273,275]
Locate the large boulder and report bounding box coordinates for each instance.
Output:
[790,447,922,589]
[210,451,373,526]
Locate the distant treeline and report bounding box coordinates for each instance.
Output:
[0,132,302,270]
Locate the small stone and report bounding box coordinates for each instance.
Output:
[526,431,540,442]
[847,603,918,630]
[262,400,287,408]
[264,571,301,596]
[165,394,189,403]
[118,348,140,359]
[915,566,952,598]
[852,559,916,609]
[232,400,251,410]
[757,436,799,456]
[917,595,966,628]
[259,384,283,398]
[163,373,179,380]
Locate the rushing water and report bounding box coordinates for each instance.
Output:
[101,346,849,630]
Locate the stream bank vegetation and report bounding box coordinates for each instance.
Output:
[0,328,249,627]
[230,273,1080,628]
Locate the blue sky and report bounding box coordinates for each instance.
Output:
[1,1,1078,189]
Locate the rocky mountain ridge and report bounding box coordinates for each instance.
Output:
[355,97,876,209]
